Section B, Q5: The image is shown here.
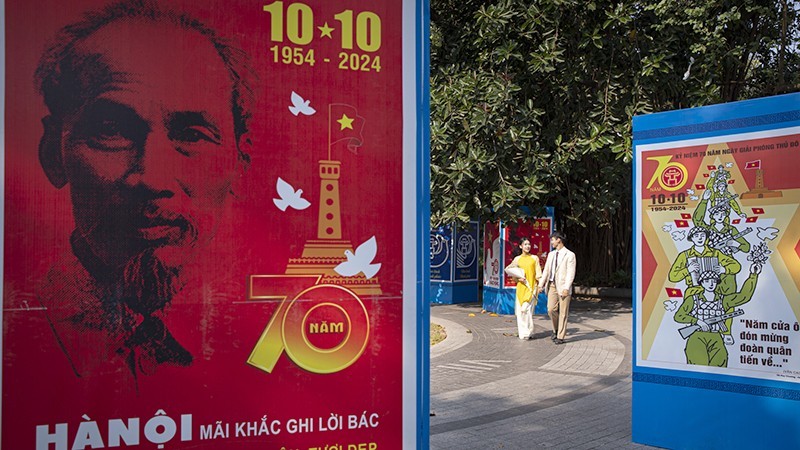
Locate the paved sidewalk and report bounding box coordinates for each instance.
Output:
[429,300,655,450]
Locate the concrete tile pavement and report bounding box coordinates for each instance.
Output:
[429,300,655,450]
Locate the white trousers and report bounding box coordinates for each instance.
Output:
[515,300,534,339]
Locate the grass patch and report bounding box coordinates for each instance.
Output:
[431,323,447,346]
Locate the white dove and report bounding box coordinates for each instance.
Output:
[671,230,686,241]
[664,300,678,312]
[288,91,316,116]
[273,177,311,211]
[334,236,381,279]
[757,227,779,242]
[725,162,734,168]
[662,224,673,232]
[686,189,695,195]
[690,195,699,201]
[682,56,695,81]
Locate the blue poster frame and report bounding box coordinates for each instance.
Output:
[632,93,800,449]
[412,0,431,447]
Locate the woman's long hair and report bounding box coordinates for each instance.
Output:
[511,237,531,258]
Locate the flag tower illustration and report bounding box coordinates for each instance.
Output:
[741,159,782,199]
[283,104,382,295]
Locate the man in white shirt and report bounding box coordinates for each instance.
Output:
[538,232,577,344]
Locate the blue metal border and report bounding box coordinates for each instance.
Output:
[633,368,800,400]
[631,130,638,387]
[416,0,431,447]
[634,110,800,142]
[633,92,800,142]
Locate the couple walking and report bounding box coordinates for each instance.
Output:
[505,232,576,344]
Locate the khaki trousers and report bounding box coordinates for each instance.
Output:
[547,284,571,340]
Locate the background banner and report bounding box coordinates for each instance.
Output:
[483,221,501,289]
[430,225,453,281]
[453,222,478,282]
[503,217,552,290]
[1,0,428,448]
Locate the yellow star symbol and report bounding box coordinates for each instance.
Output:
[318,22,334,39]
[337,114,354,130]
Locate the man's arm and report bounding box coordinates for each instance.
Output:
[693,190,711,227]
[538,253,551,294]
[728,197,745,218]
[560,250,576,296]
[717,249,742,276]
[668,251,689,283]
[730,228,751,253]
[723,264,761,309]
[674,292,698,324]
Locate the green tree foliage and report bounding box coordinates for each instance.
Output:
[431,0,799,283]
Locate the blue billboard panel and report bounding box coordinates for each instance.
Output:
[430,225,453,281]
[454,221,479,281]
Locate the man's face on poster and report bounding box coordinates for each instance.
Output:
[711,206,728,223]
[700,276,718,292]
[47,21,246,271]
[689,229,707,246]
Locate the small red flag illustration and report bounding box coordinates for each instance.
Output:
[329,103,366,154]
[674,219,689,228]
[703,173,710,178]
[707,165,716,171]
[665,287,683,298]
[680,213,691,220]
[695,184,706,190]
[746,216,758,223]
[752,207,765,215]
[745,160,761,170]
[728,179,735,184]
[732,219,741,224]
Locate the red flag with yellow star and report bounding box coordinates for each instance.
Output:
[665,287,683,298]
[745,160,761,170]
[329,103,365,155]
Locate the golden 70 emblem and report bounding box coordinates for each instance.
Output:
[247,275,370,374]
[646,155,688,191]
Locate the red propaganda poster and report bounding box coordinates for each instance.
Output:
[503,219,551,288]
[1,0,429,449]
[637,128,800,382]
[483,221,501,289]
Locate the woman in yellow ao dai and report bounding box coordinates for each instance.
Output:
[508,238,542,340]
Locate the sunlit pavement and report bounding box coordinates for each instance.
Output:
[429,300,656,450]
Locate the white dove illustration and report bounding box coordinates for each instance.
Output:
[273,177,311,211]
[288,91,316,116]
[334,236,381,279]
[757,227,779,242]
[664,300,678,312]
